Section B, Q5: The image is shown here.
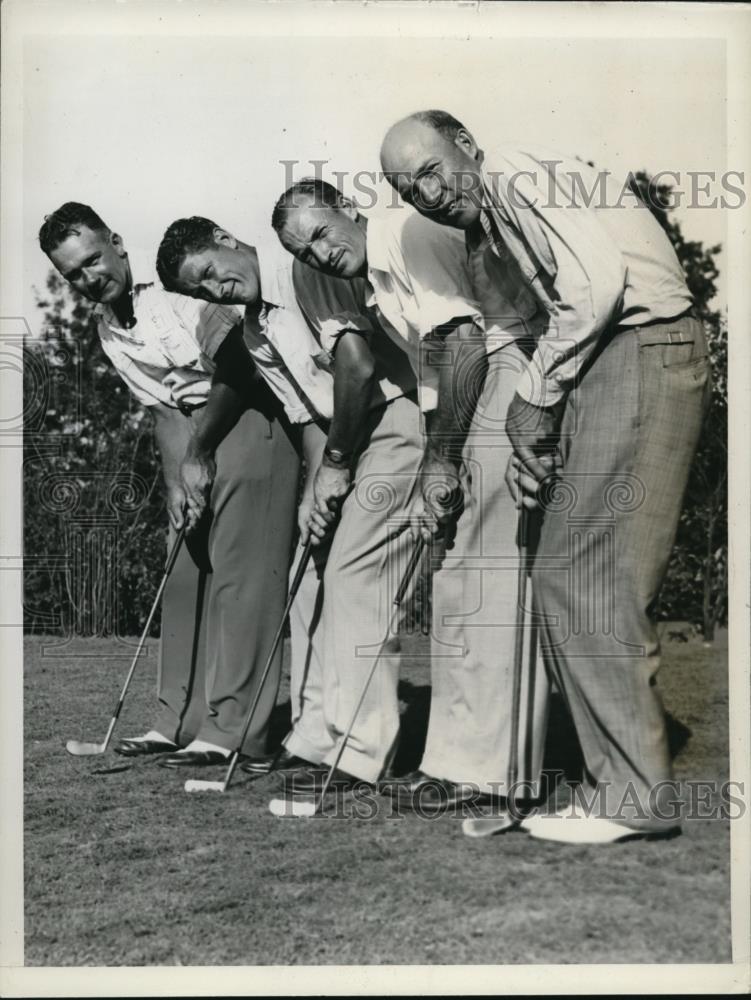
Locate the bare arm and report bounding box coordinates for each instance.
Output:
[180,325,262,529]
[309,331,378,540]
[151,403,193,530]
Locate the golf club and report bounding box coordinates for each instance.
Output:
[65,516,188,757]
[185,538,314,794]
[462,506,531,838]
[269,534,427,819]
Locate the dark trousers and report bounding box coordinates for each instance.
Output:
[154,393,299,754]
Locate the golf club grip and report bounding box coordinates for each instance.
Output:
[289,539,313,596]
[164,519,188,576]
[394,537,426,606]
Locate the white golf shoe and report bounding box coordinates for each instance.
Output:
[521,803,678,845]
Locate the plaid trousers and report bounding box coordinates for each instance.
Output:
[532,313,711,831]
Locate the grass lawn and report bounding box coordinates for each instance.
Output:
[23,626,731,966]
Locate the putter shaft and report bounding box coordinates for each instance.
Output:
[313,537,427,811]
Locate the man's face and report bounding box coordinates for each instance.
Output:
[174,232,259,305]
[48,226,130,303]
[277,200,366,279]
[381,121,483,229]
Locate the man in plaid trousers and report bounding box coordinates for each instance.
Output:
[381,111,710,843]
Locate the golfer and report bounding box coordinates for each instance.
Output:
[380,110,710,842]
[156,216,422,795]
[39,203,300,770]
[272,179,550,811]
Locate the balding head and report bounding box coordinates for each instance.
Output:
[380,110,483,230]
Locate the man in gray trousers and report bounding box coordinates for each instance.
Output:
[381,111,710,843]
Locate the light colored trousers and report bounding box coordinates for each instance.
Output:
[285,396,424,783]
[532,315,710,832]
[420,342,551,795]
[154,394,300,754]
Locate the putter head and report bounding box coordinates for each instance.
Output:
[184,779,226,793]
[461,813,518,839]
[269,796,317,818]
[65,740,106,757]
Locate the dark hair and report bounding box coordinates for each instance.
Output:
[406,109,467,140]
[38,202,110,255]
[156,216,221,291]
[271,177,346,233]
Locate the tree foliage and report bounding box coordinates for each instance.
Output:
[24,270,166,636]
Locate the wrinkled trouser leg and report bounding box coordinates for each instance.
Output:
[421,343,550,797]
[320,398,423,783]
[532,317,710,832]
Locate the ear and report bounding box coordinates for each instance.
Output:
[337,197,358,222]
[213,228,238,250]
[110,232,127,257]
[454,128,479,159]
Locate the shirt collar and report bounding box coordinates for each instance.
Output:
[255,241,288,310]
[364,214,390,275]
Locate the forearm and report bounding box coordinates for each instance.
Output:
[191,324,261,455]
[325,339,377,464]
[302,421,327,477]
[425,320,488,461]
[151,403,191,485]
[189,381,246,458]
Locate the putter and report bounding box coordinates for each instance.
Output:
[269,534,427,819]
[65,516,188,757]
[185,538,314,794]
[462,506,531,838]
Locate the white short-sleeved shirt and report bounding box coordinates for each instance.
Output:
[291,260,417,413]
[366,209,538,412]
[95,249,240,410]
[240,243,336,424]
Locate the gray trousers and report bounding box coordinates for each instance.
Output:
[532,314,710,831]
[421,342,550,795]
[154,392,299,754]
[285,396,424,782]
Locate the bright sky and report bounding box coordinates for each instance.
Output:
[20,20,727,334]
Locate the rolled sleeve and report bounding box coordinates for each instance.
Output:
[170,295,242,360]
[292,260,375,358]
[396,213,484,337]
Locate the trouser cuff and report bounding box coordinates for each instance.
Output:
[323,746,385,784]
[284,729,329,766]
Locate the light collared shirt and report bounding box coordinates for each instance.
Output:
[366,209,480,412]
[95,249,240,410]
[240,242,336,423]
[476,145,692,406]
[291,258,417,413]
[366,209,541,411]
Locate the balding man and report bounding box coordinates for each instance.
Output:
[381,110,710,842]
